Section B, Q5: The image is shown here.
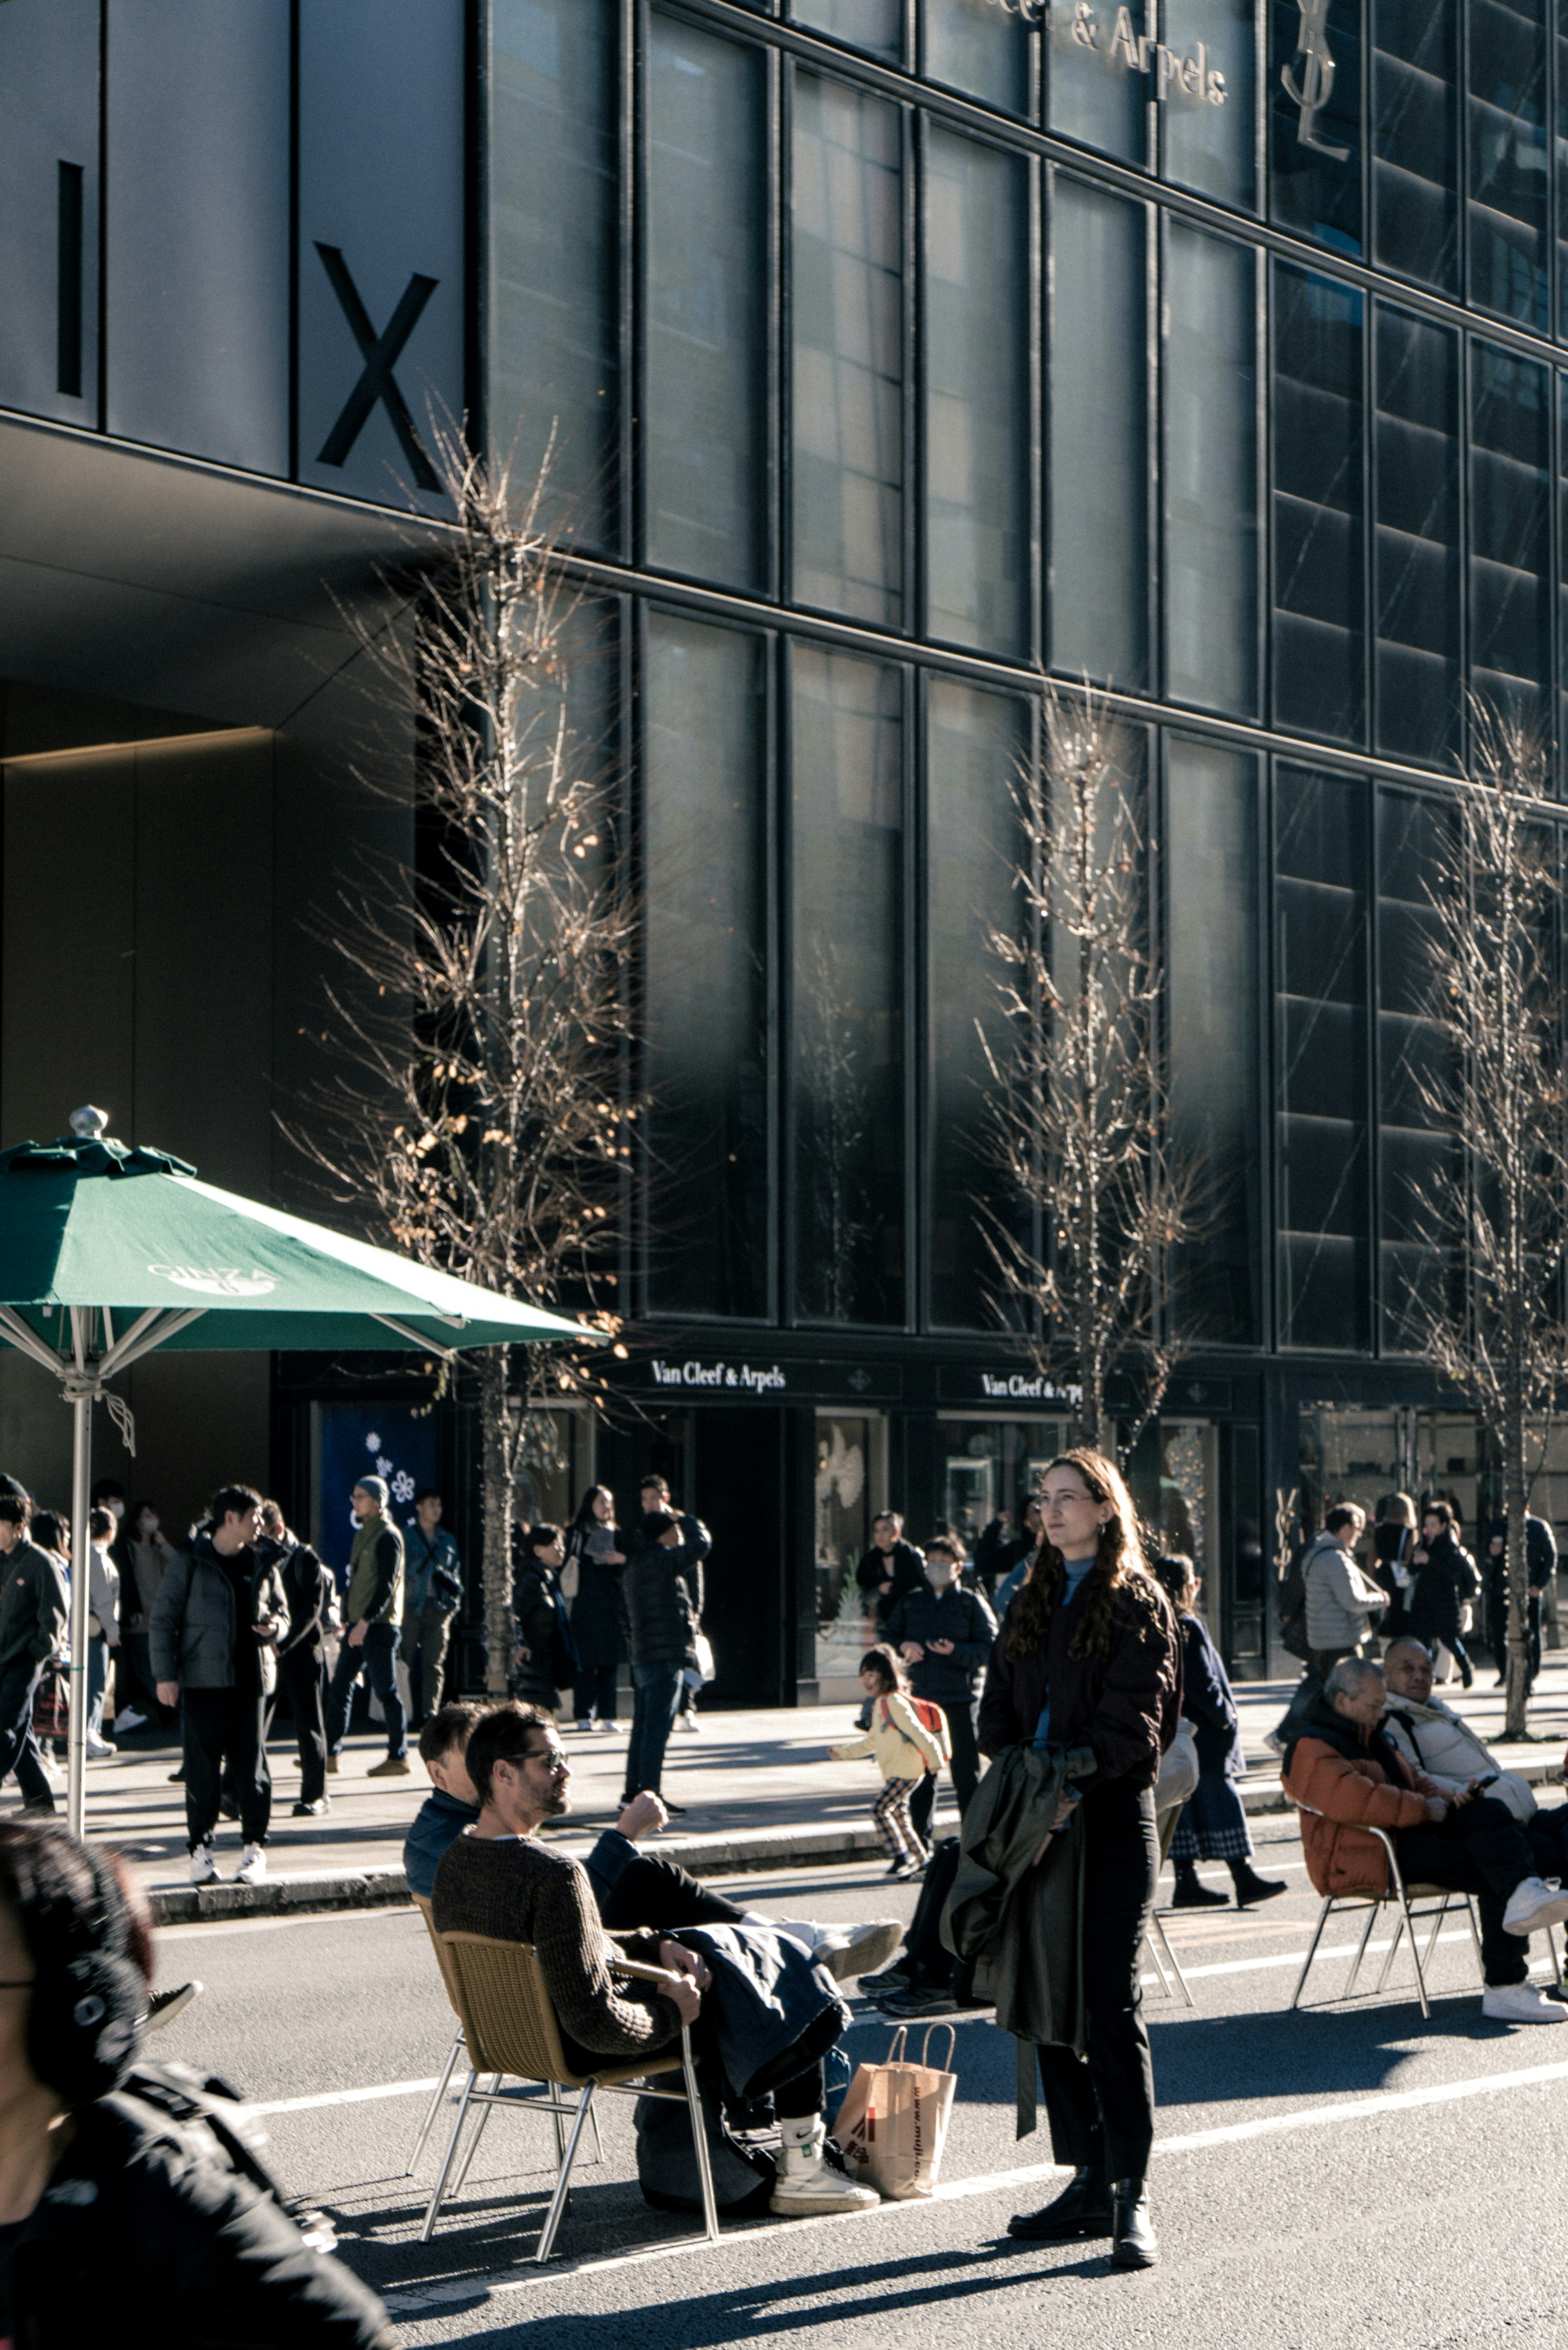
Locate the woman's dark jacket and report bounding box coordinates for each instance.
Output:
[854,1539,926,1625]
[566,1521,629,1671]
[634,1511,712,1615]
[0,1537,67,1675]
[267,1537,328,1662]
[621,1546,697,1670]
[1176,1610,1244,1778]
[3,2064,392,2347]
[1372,1521,1416,1639]
[976,1575,1182,1791]
[511,1551,563,1704]
[1408,1529,1480,1648]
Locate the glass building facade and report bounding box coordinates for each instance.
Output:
[5,2,1568,1697]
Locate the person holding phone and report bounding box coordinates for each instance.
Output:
[149,1485,289,1887]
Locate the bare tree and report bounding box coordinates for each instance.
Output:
[1402,704,1568,1739]
[292,430,635,1694]
[977,683,1203,1459]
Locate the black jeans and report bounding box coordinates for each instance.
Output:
[1395,1795,1535,1986]
[325,1632,406,1759]
[910,1696,982,1846]
[183,1686,272,1849]
[1037,1779,1158,2183]
[575,1661,619,1723]
[0,1659,52,1806]
[601,1855,821,2119]
[278,1643,327,1806]
[399,1602,455,1724]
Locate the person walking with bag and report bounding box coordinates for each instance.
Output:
[1409,1501,1480,1689]
[1152,1555,1284,1911]
[980,1449,1181,2270]
[830,1644,944,1879]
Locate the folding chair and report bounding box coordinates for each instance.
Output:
[1143,1801,1195,2007]
[421,1931,719,2261]
[1290,1803,1483,2019]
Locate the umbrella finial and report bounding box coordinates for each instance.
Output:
[68,1105,109,1140]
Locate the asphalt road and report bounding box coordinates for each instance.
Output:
[147,1817,1568,2350]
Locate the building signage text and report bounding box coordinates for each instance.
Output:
[979,1370,1084,1405]
[1281,0,1348,159]
[652,1358,787,1393]
[1036,4,1228,106]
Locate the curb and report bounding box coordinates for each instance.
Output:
[148,1866,411,1929]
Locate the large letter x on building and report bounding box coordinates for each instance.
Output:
[315,244,440,491]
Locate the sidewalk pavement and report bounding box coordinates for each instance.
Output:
[24,1652,1568,1926]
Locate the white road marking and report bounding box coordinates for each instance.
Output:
[378,2048,1568,2316]
[253,2078,441,2115]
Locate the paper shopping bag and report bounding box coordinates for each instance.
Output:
[834,2025,958,2200]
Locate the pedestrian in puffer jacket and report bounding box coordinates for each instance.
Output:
[621,1514,697,1802]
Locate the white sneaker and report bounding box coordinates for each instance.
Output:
[112,1708,147,1734]
[188,1845,219,1886]
[234,1844,267,1885]
[675,1714,700,1733]
[84,1736,117,1759]
[1262,1730,1287,1757]
[1501,1877,1568,1936]
[770,2120,880,2216]
[576,1720,593,1733]
[1482,1981,1568,2025]
[802,1920,906,1982]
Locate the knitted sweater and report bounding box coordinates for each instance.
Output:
[431,1830,680,2063]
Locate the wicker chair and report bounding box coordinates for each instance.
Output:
[420,1931,719,2261]
[1290,1802,1483,2018]
[405,1895,468,2175]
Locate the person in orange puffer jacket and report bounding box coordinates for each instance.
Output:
[1283,1654,1568,2025]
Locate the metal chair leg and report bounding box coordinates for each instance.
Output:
[1148,1911,1195,2009]
[1342,1899,1382,2001]
[421,2069,479,2242]
[1372,1907,1408,1996]
[452,2073,503,2194]
[1390,1887,1430,2019]
[535,2085,597,2264]
[678,2026,720,2244]
[1140,1927,1174,1998]
[406,2031,465,2176]
[1291,1897,1338,2011]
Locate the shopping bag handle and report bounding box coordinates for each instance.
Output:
[920,2023,956,2071]
[884,2025,909,2065]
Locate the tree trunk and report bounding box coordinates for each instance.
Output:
[1503,1397,1531,1739]
[479,1345,515,1699]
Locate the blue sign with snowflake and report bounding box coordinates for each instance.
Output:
[314,1403,438,1576]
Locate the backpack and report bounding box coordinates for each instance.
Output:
[885,1694,950,1769]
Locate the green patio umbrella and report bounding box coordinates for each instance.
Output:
[0,1109,593,1837]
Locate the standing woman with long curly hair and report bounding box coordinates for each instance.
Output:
[978,1448,1181,2270]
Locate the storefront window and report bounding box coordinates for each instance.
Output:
[1049,175,1147,688]
[1276,764,1371,1352]
[1273,265,1365,746]
[1371,0,1459,293]
[791,72,904,624]
[924,126,1031,659]
[490,0,618,548]
[1167,737,1261,1347]
[1164,222,1257,716]
[1468,0,1548,332]
[646,17,765,589]
[934,1419,1064,1553]
[922,0,1034,116]
[927,676,1027,1330]
[815,1412,880,1688]
[644,614,771,1319]
[793,0,903,63]
[791,644,906,1325]
[1270,0,1361,256]
[1376,790,1458,1352]
[1470,341,1551,731]
[1164,0,1256,210]
[1159,1419,1219,1632]
[1374,307,1461,764]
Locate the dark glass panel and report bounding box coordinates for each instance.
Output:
[927,678,1027,1330]
[1470,341,1551,730]
[1376,791,1458,1352]
[1270,0,1361,256]
[924,127,1030,658]
[1167,737,1262,1346]
[646,18,765,590]
[644,616,770,1319]
[1468,0,1548,331]
[1276,764,1370,1352]
[1048,0,1146,165]
[1371,0,1459,291]
[792,646,906,1325]
[1374,307,1460,764]
[1165,223,1257,715]
[1272,265,1365,745]
[923,0,1033,117]
[1165,0,1256,209]
[792,0,902,62]
[1049,176,1147,688]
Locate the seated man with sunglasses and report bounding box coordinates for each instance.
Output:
[431,1702,876,2215]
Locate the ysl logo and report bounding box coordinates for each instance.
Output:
[1282,0,1349,160]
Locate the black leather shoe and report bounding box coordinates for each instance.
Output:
[1008,2167,1112,2240]
[1111,2177,1158,2268]
[1231,1866,1287,1906]
[1170,1876,1227,1908]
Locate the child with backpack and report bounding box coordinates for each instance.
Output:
[830,1644,946,1878]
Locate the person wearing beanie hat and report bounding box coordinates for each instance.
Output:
[323,1479,408,1777]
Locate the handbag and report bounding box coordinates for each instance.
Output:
[32,1664,69,1740]
[834,2024,958,2201]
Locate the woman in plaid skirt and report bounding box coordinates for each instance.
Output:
[1153,1555,1286,1910]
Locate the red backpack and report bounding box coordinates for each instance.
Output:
[883,1694,951,1770]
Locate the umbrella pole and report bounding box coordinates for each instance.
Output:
[67,1383,91,1842]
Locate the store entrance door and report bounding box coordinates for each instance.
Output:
[1158,1420,1220,1641]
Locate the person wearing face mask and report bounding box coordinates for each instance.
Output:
[883,1537,997,1828]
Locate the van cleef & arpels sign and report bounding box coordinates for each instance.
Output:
[992,2,1229,107]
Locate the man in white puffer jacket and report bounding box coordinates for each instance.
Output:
[1381,1638,1535,1822]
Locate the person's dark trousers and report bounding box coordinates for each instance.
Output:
[626,1663,682,1796]
[118,1630,162,1721]
[575,1661,619,1723]
[1394,1795,1535,1985]
[278,1642,327,1806]
[903,1836,963,1987]
[1527,1809,1568,1882]
[911,1767,936,1850]
[183,1686,272,1849]
[1037,1780,1158,2182]
[0,1659,53,1807]
[601,1855,748,1933]
[325,1633,407,1759]
[1275,1648,1356,1745]
[944,1699,982,1815]
[399,1602,454,1726]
